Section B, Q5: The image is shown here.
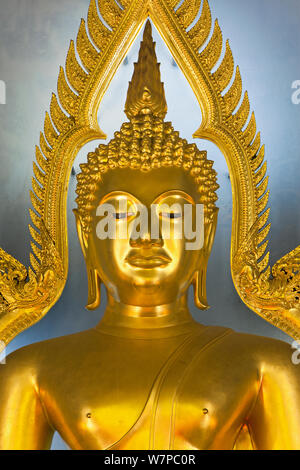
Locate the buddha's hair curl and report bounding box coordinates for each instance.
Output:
[76,114,219,233]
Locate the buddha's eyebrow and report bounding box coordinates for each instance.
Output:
[152,190,196,205]
[97,191,141,205]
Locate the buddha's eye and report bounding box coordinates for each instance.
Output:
[160,212,182,219]
[113,211,135,220]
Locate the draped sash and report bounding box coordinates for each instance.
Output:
[107,326,232,450]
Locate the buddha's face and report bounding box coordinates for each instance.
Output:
[80,167,216,307]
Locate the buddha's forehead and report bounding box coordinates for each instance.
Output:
[96,167,198,206]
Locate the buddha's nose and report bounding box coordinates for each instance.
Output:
[129,233,164,248]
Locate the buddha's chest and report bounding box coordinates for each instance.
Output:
[43,340,256,450]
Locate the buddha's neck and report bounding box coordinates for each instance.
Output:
[95,294,200,338]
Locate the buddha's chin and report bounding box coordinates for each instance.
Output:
[132,281,161,295]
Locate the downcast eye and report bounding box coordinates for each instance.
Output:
[160,212,182,219]
[113,212,135,220]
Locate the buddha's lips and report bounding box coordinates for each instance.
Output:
[125,252,172,269]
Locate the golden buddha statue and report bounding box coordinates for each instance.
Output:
[0,20,300,451]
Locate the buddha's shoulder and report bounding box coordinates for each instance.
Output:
[208,325,295,371]
[0,325,296,381]
[0,328,102,379]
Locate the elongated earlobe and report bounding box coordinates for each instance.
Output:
[193,265,209,310]
[74,209,101,310]
[73,209,88,257]
[86,267,101,310]
[193,210,218,311]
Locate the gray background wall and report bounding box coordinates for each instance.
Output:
[0,0,299,449]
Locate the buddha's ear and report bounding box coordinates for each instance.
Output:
[193,264,209,310]
[86,267,101,310]
[204,208,219,256]
[73,209,101,310]
[193,208,219,311]
[73,209,88,258]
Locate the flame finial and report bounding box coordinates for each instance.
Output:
[124,20,167,119]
